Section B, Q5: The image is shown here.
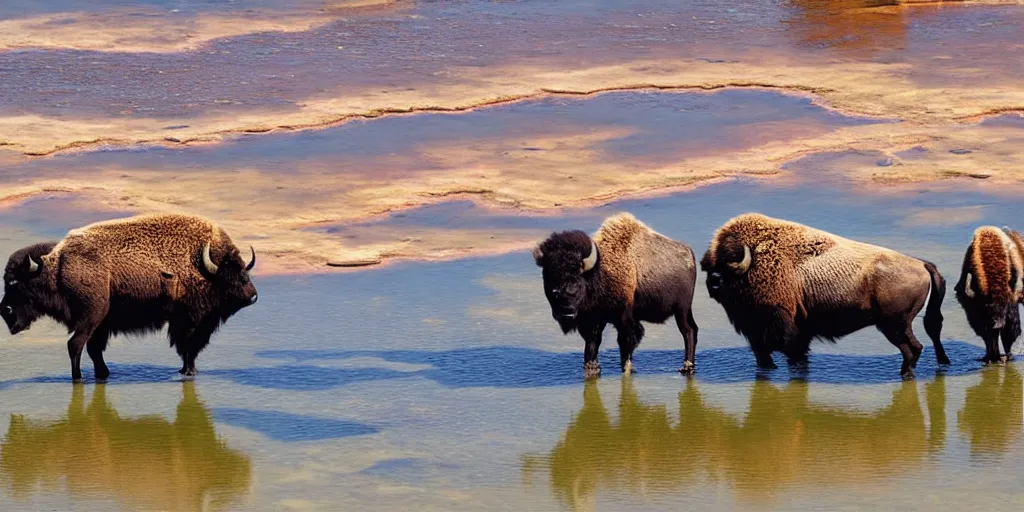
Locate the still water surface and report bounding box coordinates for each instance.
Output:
[1,175,1023,510]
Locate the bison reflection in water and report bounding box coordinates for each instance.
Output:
[0,383,251,511]
[957,364,1023,458]
[522,377,947,509]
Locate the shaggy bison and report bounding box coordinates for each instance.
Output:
[1,214,258,382]
[954,225,1024,363]
[533,213,698,378]
[700,213,949,378]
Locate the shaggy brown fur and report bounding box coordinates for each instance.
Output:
[534,213,698,377]
[701,213,948,378]
[955,226,1024,363]
[1,214,258,382]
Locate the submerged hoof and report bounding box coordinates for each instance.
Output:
[901,370,916,381]
[679,361,695,375]
[1005,354,1017,362]
[583,362,601,379]
[937,354,952,365]
[622,360,633,375]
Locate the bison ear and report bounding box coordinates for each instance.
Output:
[532,246,544,267]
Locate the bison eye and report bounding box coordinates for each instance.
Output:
[7,280,16,286]
[707,272,723,290]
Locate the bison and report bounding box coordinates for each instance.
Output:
[700,213,949,378]
[0,213,258,382]
[954,225,1024,363]
[533,213,698,378]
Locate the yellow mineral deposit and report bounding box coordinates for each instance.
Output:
[0,0,1021,273]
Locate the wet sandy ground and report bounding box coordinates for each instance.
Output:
[1,1,1023,269]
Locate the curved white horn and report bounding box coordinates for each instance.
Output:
[581,240,598,272]
[202,242,219,275]
[26,255,39,274]
[245,246,256,272]
[728,245,752,274]
[964,272,975,298]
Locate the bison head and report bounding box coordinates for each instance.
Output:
[1,242,57,335]
[700,240,751,302]
[533,230,598,333]
[198,243,259,318]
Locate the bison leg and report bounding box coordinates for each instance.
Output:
[581,322,605,379]
[1000,306,1021,362]
[187,313,224,375]
[85,322,111,382]
[675,308,698,375]
[880,324,922,379]
[616,321,644,374]
[783,332,812,367]
[168,319,192,375]
[753,349,777,370]
[67,325,101,383]
[980,330,1002,364]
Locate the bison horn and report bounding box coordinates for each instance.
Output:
[581,240,598,272]
[26,255,40,275]
[532,246,544,267]
[964,272,975,298]
[245,246,256,272]
[202,242,219,275]
[729,245,752,274]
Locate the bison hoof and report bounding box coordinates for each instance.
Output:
[622,360,633,374]
[679,361,695,375]
[583,362,601,379]
[999,355,1010,364]
[901,369,916,381]
[1005,354,1016,362]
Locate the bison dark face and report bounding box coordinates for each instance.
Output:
[700,241,751,302]
[1,243,57,335]
[199,243,259,319]
[533,230,598,333]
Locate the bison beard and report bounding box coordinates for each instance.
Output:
[0,214,258,382]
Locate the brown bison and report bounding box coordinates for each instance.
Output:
[700,213,949,378]
[533,213,698,378]
[954,225,1024,363]
[0,214,258,382]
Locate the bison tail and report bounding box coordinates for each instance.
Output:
[922,260,951,364]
